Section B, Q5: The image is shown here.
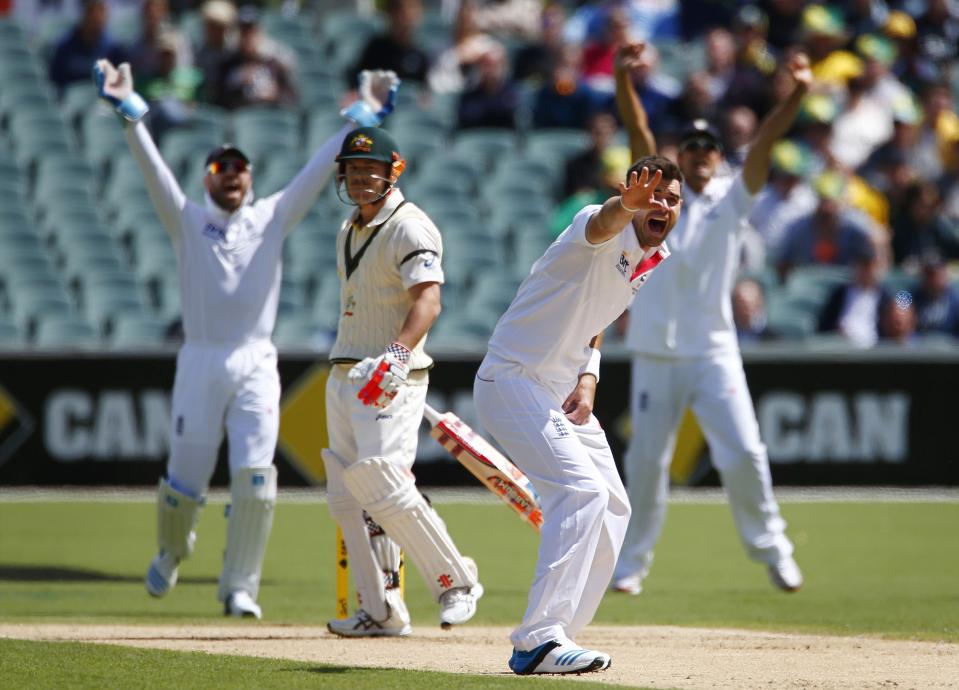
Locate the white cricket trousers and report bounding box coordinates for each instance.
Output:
[474,361,629,651]
[615,353,793,582]
[166,341,280,497]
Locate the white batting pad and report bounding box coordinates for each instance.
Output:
[327,493,391,622]
[156,478,203,559]
[343,457,477,601]
[218,466,277,602]
[366,511,402,589]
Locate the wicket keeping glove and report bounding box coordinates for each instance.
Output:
[348,342,411,408]
[93,59,149,123]
[341,70,400,127]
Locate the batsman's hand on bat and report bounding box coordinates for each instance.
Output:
[92,59,149,122]
[562,375,597,425]
[341,70,400,127]
[349,341,411,408]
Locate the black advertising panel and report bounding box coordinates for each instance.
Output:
[0,351,956,486]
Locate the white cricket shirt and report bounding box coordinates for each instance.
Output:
[126,121,351,347]
[627,172,754,358]
[329,189,445,371]
[485,205,669,385]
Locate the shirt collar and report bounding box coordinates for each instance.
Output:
[355,188,405,228]
[622,222,670,258]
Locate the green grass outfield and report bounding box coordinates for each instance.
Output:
[1,491,957,688]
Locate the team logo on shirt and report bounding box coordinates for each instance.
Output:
[203,222,226,241]
[342,294,356,317]
[616,252,630,278]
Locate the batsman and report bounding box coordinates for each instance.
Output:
[322,126,483,637]
[92,59,399,618]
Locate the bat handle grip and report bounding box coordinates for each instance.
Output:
[422,403,443,426]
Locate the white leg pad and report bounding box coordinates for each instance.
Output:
[218,466,277,602]
[365,511,403,591]
[342,457,476,601]
[157,478,203,560]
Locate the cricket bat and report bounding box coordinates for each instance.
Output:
[423,403,543,532]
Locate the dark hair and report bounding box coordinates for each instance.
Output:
[627,155,684,187]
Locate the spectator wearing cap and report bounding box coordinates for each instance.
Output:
[195,0,237,103]
[49,0,127,96]
[890,181,959,267]
[212,6,297,110]
[854,33,910,112]
[882,10,941,93]
[549,144,631,237]
[817,243,891,348]
[913,253,959,338]
[795,91,840,173]
[777,171,877,281]
[731,5,777,78]
[350,0,431,85]
[799,4,864,89]
[456,43,519,129]
[750,139,818,255]
[140,32,203,137]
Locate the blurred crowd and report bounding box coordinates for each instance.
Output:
[6,0,959,348]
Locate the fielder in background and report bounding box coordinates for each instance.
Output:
[322,126,483,637]
[93,59,399,619]
[611,42,811,596]
[475,159,682,674]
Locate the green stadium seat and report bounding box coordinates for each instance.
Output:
[524,128,591,165]
[60,81,99,130]
[109,314,171,350]
[33,315,100,349]
[451,129,517,170]
[0,319,25,348]
[84,290,149,335]
[11,292,75,335]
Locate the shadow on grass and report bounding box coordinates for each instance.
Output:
[0,564,221,584]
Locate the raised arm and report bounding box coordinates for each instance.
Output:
[742,53,813,194]
[94,60,186,240]
[274,70,401,234]
[614,43,657,159]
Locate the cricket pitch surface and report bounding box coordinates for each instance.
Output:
[1,623,956,689]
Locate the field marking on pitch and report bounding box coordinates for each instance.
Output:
[1,486,957,504]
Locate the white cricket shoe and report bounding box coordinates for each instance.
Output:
[509,640,612,675]
[439,556,484,629]
[768,556,804,592]
[327,608,412,637]
[145,551,178,597]
[224,590,262,619]
[610,574,643,595]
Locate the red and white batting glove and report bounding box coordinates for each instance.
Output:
[348,342,411,408]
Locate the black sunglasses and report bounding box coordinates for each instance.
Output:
[680,139,721,153]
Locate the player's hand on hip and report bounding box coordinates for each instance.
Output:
[349,342,411,408]
[92,59,149,122]
[619,166,665,214]
[341,70,401,127]
[562,376,596,425]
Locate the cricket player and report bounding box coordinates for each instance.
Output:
[475,159,682,674]
[93,59,399,619]
[610,43,811,596]
[322,126,483,637]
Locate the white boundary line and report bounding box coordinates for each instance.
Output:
[0,486,956,504]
